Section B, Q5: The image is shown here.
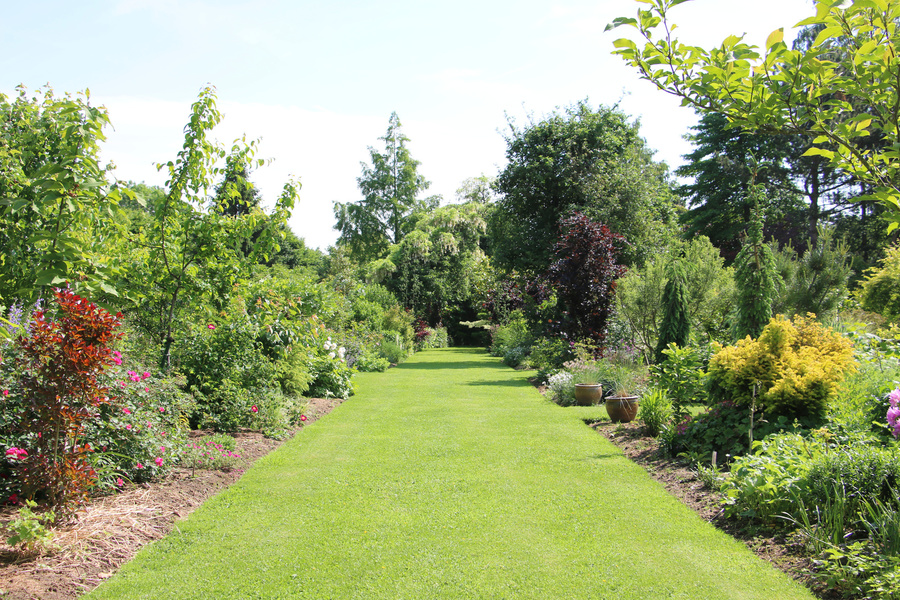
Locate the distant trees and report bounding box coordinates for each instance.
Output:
[675,112,803,259]
[489,101,676,274]
[334,112,435,262]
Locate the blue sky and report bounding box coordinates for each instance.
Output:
[3,0,813,249]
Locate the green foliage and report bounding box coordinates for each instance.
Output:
[708,314,856,420]
[180,434,242,471]
[174,319,277,431]
[653,261,690,364]
[816,541,900,600]
[125,86,297,371]
[381,305,415,350]
[489,101,676,273]
[831,361,900,441]
[0,86,123,302]
[805,445,900,511]
[307,354,354,399]
[674,401,816,463]
[526,337,574,374]
[721,432,826,521]
[490,313,533,358]
[334,112,433,262]
[859,244,900,321]
[638,387,673,437]
[675,112,803,259]
[273,346,314,396]
[377,340,408,365]
[5,500,56,555]
[616,236,734,358]
[379,202,488,327]
[773,226,852,320]
[732,196,778,341]
[416,325,449,350]
[652,343,707,418]
[607,0,900,229]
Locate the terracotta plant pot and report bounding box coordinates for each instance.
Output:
[574,383,602,406]
[606,396,640,423]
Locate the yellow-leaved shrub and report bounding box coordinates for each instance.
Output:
[707,314,856,419]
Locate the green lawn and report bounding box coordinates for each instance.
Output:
[87,348,814,599]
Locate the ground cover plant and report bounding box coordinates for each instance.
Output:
[87,349,812,599]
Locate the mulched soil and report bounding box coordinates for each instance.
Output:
[591,420,838,600]
[0,397,344,600]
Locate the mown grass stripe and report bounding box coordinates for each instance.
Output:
[87,348,813,599]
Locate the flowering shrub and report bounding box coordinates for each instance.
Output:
[86,364,193,486]
[174,318,277,431]
[888,388,900,438]
[546,370,575,406]
[180,434,242,471]
[307,353,354,399]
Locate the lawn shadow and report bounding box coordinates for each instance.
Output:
[464,379,533,389]
[398,361,490,371]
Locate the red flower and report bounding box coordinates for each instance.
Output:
[300,415,307,422]
[251,405,258,413]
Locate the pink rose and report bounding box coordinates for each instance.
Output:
[123,408,131,414]
[251,405,258,413]
[208,324,216,330]
[300,415,307,422]
[142,372,151,380]
[136,463,144,469]
[158,407,165,413]
[1,390,8,397]
[155,457,163,467]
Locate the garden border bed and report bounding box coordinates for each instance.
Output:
[0,397,344,600]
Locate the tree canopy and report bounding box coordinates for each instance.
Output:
[334,112,433,262]
[488,101,676,274]
[607,0,900,231]
[0,86,123,302]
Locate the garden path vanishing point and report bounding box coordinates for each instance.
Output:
[87,348,815,599]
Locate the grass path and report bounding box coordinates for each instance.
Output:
[88,348,814,599]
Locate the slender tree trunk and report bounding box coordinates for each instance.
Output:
[807,162,821,247]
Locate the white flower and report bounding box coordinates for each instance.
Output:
[328,352,336,359]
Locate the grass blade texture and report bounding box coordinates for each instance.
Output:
[88,348,813,599]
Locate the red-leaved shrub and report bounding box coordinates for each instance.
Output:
[16,289,122,515]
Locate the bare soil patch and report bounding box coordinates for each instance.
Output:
[0,397,344,600]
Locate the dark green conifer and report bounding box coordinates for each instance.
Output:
[654,259,690,363]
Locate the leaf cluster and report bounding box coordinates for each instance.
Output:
[607,0,900,230]
[708,314,856,419]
